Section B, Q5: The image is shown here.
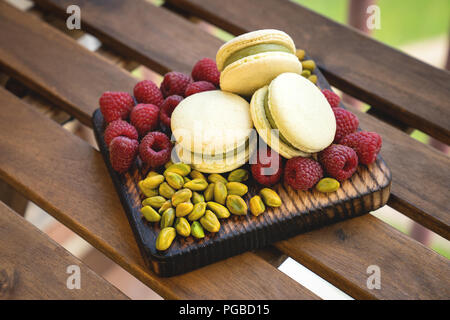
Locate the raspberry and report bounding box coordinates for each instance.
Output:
[139,131,172,168]
[99,92,134,123]
[130,104,160,137]
[321,89,340,108]
[109,136,139,173]
[250,148,283,186]
[340,131,382,165]
[184,81,216,97]
[133,80,164,107]
[319,144,358,181]
[284,157,323,190]
[104,120,138,147]
[191,58,220,86]
[159,95,183,129]
[333,108,359,143]
[160,72,192,97]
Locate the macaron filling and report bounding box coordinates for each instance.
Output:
[191,138,250,161]
[263,91,300,150]
[223,43,293,69]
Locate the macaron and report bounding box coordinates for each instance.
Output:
[171,90,254,173]
[216,29,303,96]
[250,73,336,158]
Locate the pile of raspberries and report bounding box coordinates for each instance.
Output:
[99,58,220,173]
[251,89,382,190]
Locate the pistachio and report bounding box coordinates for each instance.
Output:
[249,195,265,216]
[190,170,206,181]
[141,174,165,189]
[159,182,175,199]
[192,191,205,204]
[184,178,208,191]
[302,60,316,71]
[208,173,228,184]
[301,70,311,78]
[191,221,205,239]
[295,49,306,61]
[204,183,215,201]
[226,182,248,196]
[164,160,174,169]
[171,188,192,206]
[308,75,318,84]
[176,202,194,217]
[146,171,159,178]
[160,208,175,228]
[165,172,184,190]
[175,217,191,237]
[227,168,249,182]
[138,181,159,198]
[200,210,221,233]
[183,176,191,184]
[226,195,248,215]
[214,182,227,205]
[158,200,172,214]
[142,196,166,209]
[188,202,207,221]
[141,206,161,222]
[164,163,191,177]
[206,201,230,219]
[316,178,340,193]
[260,188,282,207]
[155,227,176,251]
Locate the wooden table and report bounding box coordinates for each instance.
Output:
[0,0,449,300]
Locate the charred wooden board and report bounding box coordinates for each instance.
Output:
[92,72,391,277]
[92,120,391,277]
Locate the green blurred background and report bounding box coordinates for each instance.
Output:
[294,0,449,46]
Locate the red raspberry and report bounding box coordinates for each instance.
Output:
[133,80,164,107]
[340,131,382,165]
[160,72,192,97]
[333,108,359,143]
[160,95,183,129]
[284,157,323,190]
[319,145,358,181]
[99,92,134,123]
[139,132,172,168]
[104,120,138,147]
[130,104,159,137]
[321,89,340,108]
[191,58,220,87]
[251,148,283,186]
[109,136,139,173]
[184,81,216,97]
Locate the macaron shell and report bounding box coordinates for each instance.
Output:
[220,52,302,96]
[171,90,253,155]
[174,138,257,173]
[269,73,336,153]
[216,29,296,71]
[250,86,310,159]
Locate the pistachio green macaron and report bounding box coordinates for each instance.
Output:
[250,73,336,157]
[216,29,303,96]
[171,90,255,173]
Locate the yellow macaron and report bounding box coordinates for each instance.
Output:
[250,73,336,157]
[216,29,303,96]
[171,90,255,173]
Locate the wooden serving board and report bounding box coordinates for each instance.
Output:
[92,70,391,277]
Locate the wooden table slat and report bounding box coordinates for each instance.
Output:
[276,214,450,300]
[0,201,128,300]
[22,0,450,238]
[0,0,448,299]
[166,0,450,144]
[0,1,137,127]
[0,87,318,300]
